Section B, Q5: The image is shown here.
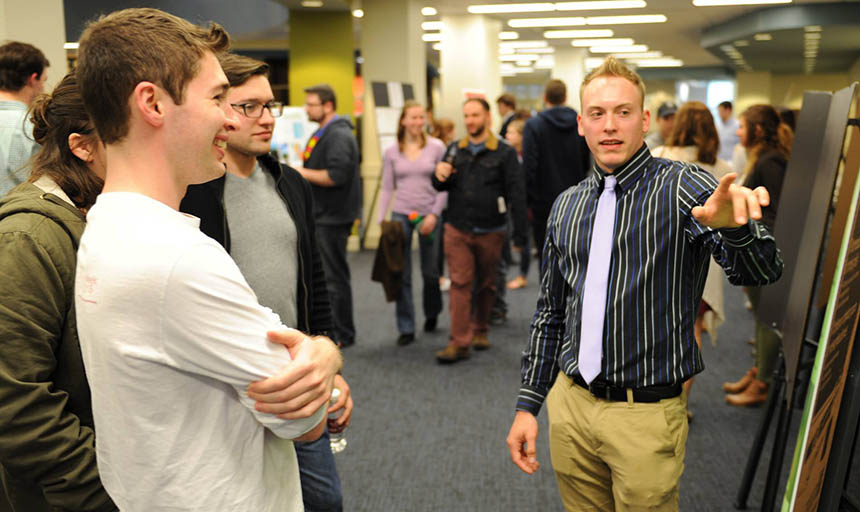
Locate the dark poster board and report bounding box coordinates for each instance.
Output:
[783,84,860,510]
[760,86,857,395]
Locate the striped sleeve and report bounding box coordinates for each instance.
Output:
[679,164,783,286]
[517,199,569,415]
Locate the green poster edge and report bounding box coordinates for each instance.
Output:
[782,153,860,511]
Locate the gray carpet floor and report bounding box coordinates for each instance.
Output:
[332,249,858,511]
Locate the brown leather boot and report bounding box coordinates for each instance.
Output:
[435,344,471,364]
[723,367,758,394]
[471,335,490,351]
[725,379,768,406]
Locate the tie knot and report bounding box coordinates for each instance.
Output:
[604,176,617,191]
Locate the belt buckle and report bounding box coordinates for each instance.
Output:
[588,382,611,400]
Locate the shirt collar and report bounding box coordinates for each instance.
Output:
[457,131,499,151]
[588,143,651,193]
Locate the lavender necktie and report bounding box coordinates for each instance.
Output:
[578,175,617,384]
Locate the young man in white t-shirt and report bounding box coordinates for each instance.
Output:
[73,8,341,511]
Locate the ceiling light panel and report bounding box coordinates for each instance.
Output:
[590,44,648,52]
[500,40,549,48]
[586,14,667,24]
[499,31,520,39]
[509,17,587,27]
[468,3,555,14]
[422,21,443,30]
[421,7,437,16]
[692,0,790,5]
[500,54,541,61]
[544,29,614,38]
[555,1,647,9]
[422,33,442,42]
[572,38,634,46]
[754,33,772,41]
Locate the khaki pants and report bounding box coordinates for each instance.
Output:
[546,373,689,512]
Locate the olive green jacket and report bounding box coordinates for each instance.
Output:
[0,183,115,511]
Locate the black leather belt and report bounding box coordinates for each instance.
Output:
[572,374,682,403]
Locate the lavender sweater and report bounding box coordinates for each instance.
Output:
[378,137,448,223]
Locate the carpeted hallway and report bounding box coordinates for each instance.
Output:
[331,248,854,511]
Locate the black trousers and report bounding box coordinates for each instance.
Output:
[316,223,356,346]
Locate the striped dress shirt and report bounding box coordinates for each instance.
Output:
[517,144,783,415]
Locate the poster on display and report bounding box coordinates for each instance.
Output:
[270,106,319,168]
[371,81,415,155]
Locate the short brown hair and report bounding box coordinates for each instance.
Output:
[666,101,719,165]
[304,84,336,110]
[0,41,49,92]
[464,97,490,112]
[496,93,516,109]
[219,53,269,88]
[545,79,566,106]
[76,8,231,144]
[28,72,103,210]
[581,56,645,108]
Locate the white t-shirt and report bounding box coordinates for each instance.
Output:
[75,192,324,512]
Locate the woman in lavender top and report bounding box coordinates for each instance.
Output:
[378,101,447,346]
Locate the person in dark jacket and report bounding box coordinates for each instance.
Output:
[295,83,361,348]
[431,98,527,363]
[0,73,116,512]
[521,79,590,267]
[180,55,353,512]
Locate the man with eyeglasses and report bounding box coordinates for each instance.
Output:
[295,83,361,349]
[180,54,352,512]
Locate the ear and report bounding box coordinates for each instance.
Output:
[26,72,41,87]
[132,81,165,129]
[577,114,584,136]
[69,133,94,163]
[642,108,651,134]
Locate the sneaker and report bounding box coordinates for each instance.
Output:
[471,335,490,351]
[435,344,470,364]
[396,333,415,346]
[507,275,527,289]
[489,311,507,326]
[439,276,451,292]
[424,317,437,333]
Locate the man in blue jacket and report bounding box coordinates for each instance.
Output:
[521,79,590,267]
[295,84,361,349]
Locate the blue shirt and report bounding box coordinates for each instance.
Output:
[0,100,39,196]
[517,144,783,415]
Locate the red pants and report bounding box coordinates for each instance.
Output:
[443,224,506,347]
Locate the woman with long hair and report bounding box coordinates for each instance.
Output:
[378,101,447,346]
[652,101,733,416]
[0,73,113,510]
[723,104,793,406]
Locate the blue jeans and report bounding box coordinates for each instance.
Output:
[392,212,442,334]
[316,223,355,346]
[294,429,343,511]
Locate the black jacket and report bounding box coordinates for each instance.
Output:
[180,154,333,336]
[521,105,590,216]
[431,133,527,247]
[303,116,361,226]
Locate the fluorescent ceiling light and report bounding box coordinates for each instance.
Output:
[432,43,441,51]
[544,29,614,38]
[804,25,822,32]
[586,14,666,24]
[468,3,555,13]
[572,38,634,47]
[754,33,772,41]
[734,40,749,46]
[64,42,79,50]
[301,0,323,7]
[804,32,821,39]
[352,9,364,18]
[630,58,683,67]
[422,21,443,30]
[422,33,442,42]
[526,47,557,53]
[500,40,549,48]
[500,54,540,61]
[499,47,516,54]
[509,17,586,27]
[555,1,647,9]
[421,7,437,15]
[612,51,662,58]
[590,44,648,52]
[499,31,520,39]
[693,0,790,5]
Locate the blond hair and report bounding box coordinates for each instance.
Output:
[580,56,646,108]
